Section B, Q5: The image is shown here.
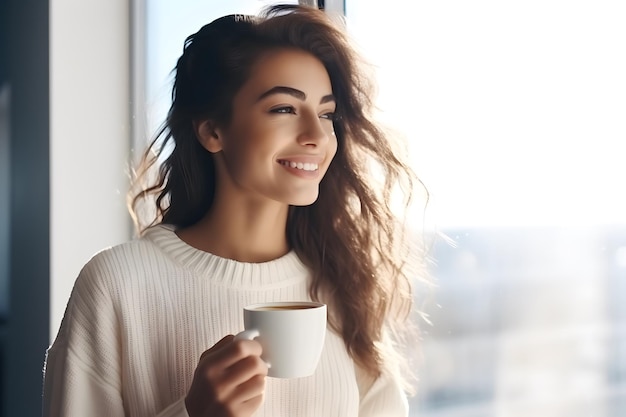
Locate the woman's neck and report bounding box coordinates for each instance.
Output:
[177,196,290,263]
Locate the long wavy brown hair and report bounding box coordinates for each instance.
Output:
[129,4,425,384]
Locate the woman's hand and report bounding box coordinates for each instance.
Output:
[185,335,268,417]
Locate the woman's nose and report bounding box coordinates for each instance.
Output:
[297,113,331,147]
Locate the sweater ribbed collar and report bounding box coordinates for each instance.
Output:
[144,224,309,288]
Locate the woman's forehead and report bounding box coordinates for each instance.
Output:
[241,48,333,100]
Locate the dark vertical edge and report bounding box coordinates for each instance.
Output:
[4,0,51,415]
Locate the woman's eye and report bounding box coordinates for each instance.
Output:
[271,106,296,114]
[320,111,336,121]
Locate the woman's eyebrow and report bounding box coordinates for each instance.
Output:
[257,86,335,104]
[320,94,336,104]
[258,86,305,101]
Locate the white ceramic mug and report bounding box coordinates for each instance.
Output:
[234,301,327,378]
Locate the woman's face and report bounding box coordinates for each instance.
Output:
[207,48,338,207]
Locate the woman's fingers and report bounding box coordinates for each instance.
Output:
[228,373,267,404]
[204,340,267,400]
[186,336,268,417]
[220,354,268,394]
[198,335,234,362]
[201,338,264,375]
[226,377,266,416]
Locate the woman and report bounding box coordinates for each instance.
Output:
[43,4,423,417]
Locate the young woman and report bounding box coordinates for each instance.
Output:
[43,4,423,417]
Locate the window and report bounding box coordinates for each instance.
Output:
[141,0,299,143]
[142,1,626,415]
[345,1,626,415]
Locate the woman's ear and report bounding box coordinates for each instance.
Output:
[194,119,223,153]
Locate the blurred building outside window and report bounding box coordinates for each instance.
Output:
[345,1,626,416]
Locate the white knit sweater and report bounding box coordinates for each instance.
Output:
[43,225,408,417]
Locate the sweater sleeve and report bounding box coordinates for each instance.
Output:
[42,256,124,416]
[356,366,409,417]
[42,254,191,417]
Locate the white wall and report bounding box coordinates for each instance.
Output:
[50,0,132,340]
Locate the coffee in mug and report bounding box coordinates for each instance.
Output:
[254,304,317,311]
[234,301,327,378]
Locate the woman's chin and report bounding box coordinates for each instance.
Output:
[287,191,320,207]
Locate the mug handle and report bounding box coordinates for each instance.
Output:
[234,329,260,341]
[233,329,271,369]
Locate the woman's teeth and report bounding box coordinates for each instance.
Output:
[279,160,319,171]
